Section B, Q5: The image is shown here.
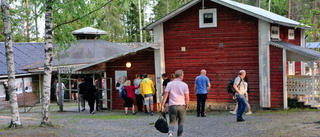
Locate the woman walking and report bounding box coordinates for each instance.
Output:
[124,80,140,115]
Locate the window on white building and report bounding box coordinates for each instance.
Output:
[199,9,217,28]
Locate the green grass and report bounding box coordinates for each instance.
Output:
[52,114,142,120]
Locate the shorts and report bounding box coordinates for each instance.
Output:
[124,98,134,107]
[144,96,153,106]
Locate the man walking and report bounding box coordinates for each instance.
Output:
[134,74,143,112]
[140,73,155,116]
[194,69,211,117]
[161,70,189,137]
[234,70,247,122]
[79,78,87,111]
[162,73,171,113]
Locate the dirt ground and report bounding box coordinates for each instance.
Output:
[0,103,319,137]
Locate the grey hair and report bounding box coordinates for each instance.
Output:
[175,70,184,78]
[201,69,206,74]
[239,70,246,75]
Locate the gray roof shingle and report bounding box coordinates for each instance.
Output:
[0,42,46,75]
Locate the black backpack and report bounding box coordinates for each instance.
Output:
[155,112,168,133]
[227,77,242,93]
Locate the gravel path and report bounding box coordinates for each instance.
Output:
[0,103,319,137]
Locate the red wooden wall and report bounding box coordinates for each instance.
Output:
[105,49,156,110]
[163,1,260,105]
[269,26,301,108]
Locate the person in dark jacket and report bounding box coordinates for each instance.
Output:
[79,78,87,111]
[4,82,10,101]
[85,78,97,114]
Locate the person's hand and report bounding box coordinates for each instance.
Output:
[161,106,165,112]
[185,105,188,110]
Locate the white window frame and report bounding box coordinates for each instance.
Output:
[271,26,280,39]
[288,61,295,75]
[199,9,217,28]
[288,29,295,40]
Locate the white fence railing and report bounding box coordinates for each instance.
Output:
[287,75,320,96]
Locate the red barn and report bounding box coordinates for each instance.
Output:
[75,0,320,110]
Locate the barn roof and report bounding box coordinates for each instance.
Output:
[144,0,311,30]
[73,43,160,71]
[0,42,46,75]
[269,41,320,61]
[306,42,320,49]
[22,40,132,70]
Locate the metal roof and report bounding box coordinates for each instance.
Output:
[0,42,46,75]
[306,42,320,49]
[73,43,160,71]
[144,0,311,30]
[72,27,108,35]
[22,40,133,70]
[269,41,320,60]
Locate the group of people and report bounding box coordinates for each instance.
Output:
[121,74,156,115]
[160,69,251,136]
[54,77,99,114]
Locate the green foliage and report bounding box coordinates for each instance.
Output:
[152,0,192,20]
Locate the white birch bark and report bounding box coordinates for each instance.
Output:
[41,0,53,126]
[1,0,22,128]
[138,0,142,42]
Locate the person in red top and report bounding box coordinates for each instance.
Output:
[124,80,140,115]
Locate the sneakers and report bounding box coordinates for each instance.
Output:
[91,111,95,114]
[150,111,154,116]
[133,112,136,115]
[245,111,252,115]
[229,111,237,115]
[147,113,150,116]
[81,108,86,111]
[168,133,173,137]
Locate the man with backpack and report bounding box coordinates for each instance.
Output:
[233,70,247,122]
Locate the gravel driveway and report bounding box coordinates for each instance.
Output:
[0,103,319,137]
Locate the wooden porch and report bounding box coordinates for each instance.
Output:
[287,75,320,108]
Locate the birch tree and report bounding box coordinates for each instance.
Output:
[40,0,114,126]
[1,0,22,128]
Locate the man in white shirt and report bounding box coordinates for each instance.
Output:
[233,70,247,122]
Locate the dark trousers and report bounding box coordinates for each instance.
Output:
[88,100,95,113]
[169,105,186,136]
[95,96,99,111]
[135,94,143,112]
[197,94,207,116]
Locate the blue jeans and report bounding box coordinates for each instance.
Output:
[236,94,247,118]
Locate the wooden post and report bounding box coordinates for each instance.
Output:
[39,74,41,103]
[22,78,26,112]
[283,49,288,109]
[69,76,71,103]
[104,72,107,109]
[311,61,315,105]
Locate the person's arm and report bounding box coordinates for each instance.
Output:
[233,84,240,94]
[162,86,166,96]
[151,81,155,95]
[140,84,144,97]
[185,93,189,110]
[161,92,169,112]
[134,84,140,89]
[207,83,211,91]
[194,84,197,95]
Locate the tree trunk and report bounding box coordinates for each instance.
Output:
[256,0,259,7]
[138,0,142,42]
[26,0,30,42]
[143,2,147,43]
[313,0,317,42]
[34,0,38,42]
[242,0,244,4]
[288,0,291,19]
[41,0,53,126]
[268,0,271,11]
[1,0,22,128]
[166,0,169,13]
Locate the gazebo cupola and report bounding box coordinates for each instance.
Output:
[72,27,108,40]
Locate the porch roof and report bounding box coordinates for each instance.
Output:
[269,41,320,61]
[72,43,160,71]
